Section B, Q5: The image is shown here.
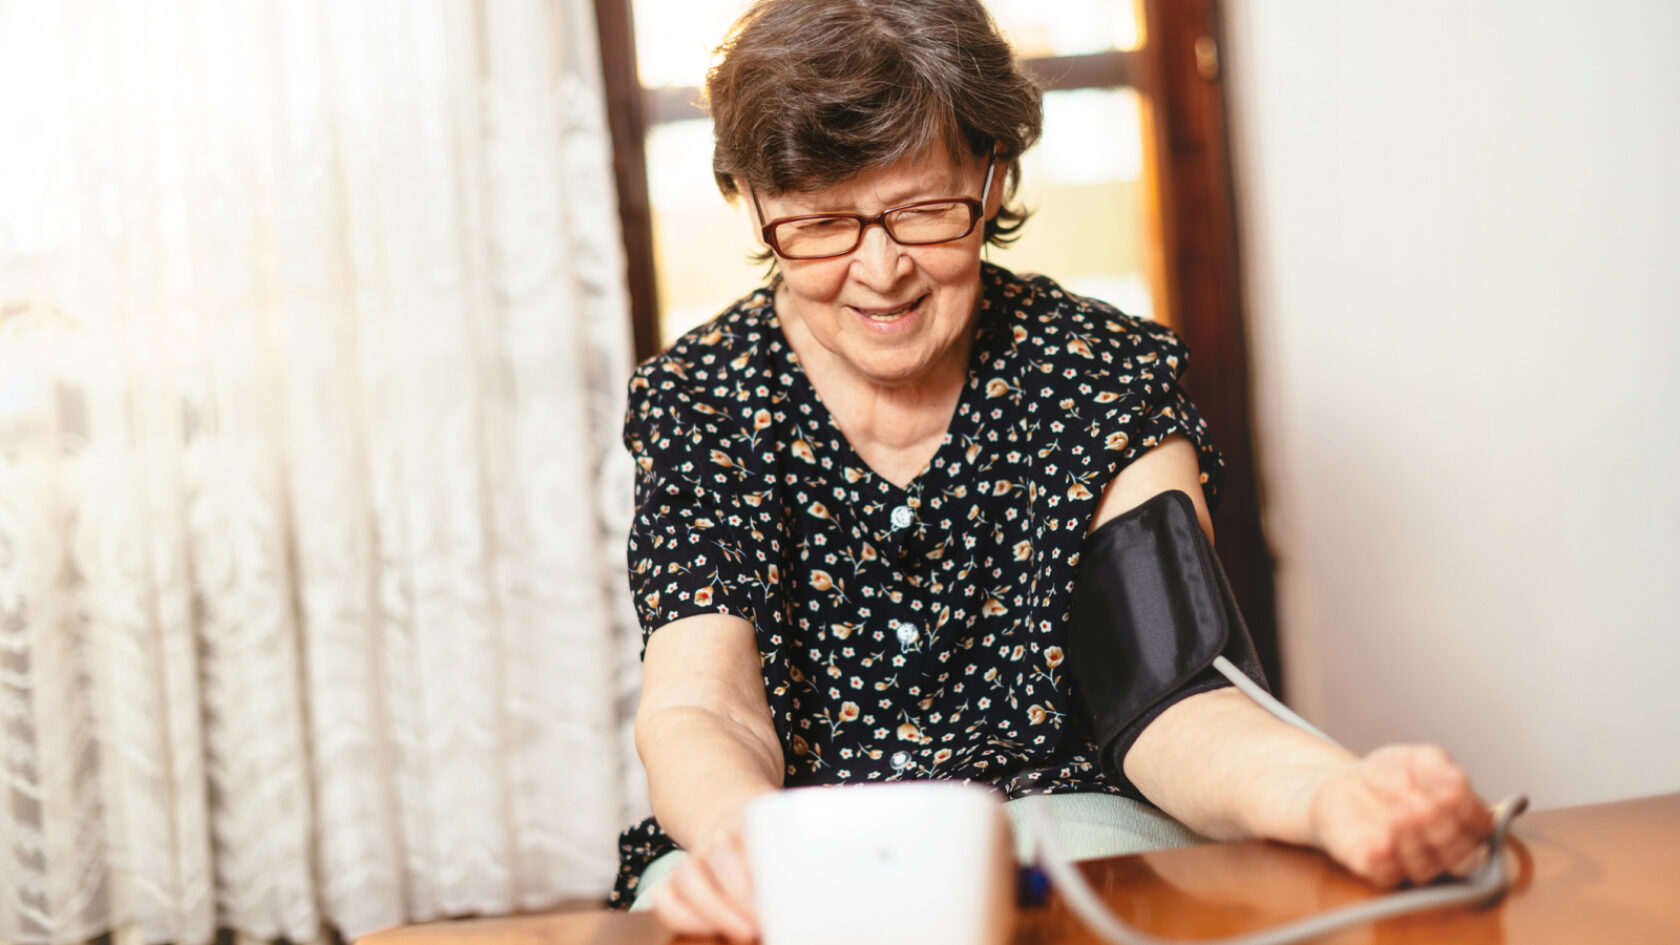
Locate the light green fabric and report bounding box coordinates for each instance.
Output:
[629,847,686,912]
[1002,791,1204,862]
[628,791,1203,911]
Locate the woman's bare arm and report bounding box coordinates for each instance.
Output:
[636,613,783,940]
[638,612,783,847]
[1092,437,1493,886]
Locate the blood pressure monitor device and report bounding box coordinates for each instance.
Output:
[744,781,1015,945]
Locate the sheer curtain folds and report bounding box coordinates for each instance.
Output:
[0,1,647,943]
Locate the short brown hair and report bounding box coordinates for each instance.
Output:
[705,0,1044,247]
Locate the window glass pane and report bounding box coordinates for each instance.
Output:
[644,117,763,340]
[629,0,1141,88]
[988,0,1142,57]
[629,0,750,90]
[990,87,1160,322]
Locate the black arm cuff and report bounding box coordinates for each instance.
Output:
[1067,489,1269,789]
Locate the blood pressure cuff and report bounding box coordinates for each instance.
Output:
[1067,489,1270,788]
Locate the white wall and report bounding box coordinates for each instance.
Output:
[1222,1,1680,809]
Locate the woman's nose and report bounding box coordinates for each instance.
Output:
[850,222,910,287]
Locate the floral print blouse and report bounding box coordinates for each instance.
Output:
[609,263,1223,906]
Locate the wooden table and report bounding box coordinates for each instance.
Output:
[358,792,1680,945]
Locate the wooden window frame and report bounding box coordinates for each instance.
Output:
[592,0,1282,692]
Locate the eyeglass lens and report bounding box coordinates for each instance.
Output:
[774,201,977,258]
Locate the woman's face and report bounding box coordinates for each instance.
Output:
[752,148,1000,394]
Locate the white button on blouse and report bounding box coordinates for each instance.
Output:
[890,505,915,530]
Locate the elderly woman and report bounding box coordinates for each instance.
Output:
[612,0,1492,938]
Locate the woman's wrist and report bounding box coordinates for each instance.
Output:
[650,771,776,853]
[1249,751,1361,848]
[690,784,777,852]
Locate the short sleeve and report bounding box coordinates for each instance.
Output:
[1121,383,1225,511]
[1088,311,1225,511]
[623,368,759,650]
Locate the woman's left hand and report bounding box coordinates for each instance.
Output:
[1307,744,1495,888]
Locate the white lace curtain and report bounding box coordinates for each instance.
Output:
[0,2,647,943]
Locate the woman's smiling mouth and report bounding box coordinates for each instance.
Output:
[850,295,927,321]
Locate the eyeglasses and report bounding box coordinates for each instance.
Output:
[752,152,997,260]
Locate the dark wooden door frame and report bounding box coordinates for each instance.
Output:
[1141,0,1282,690]
[592,0,1284,694]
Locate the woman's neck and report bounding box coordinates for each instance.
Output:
[776,290,975,489]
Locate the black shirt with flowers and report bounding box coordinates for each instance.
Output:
[609,262,1225,906]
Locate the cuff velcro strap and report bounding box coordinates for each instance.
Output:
[1067,489,1268,784]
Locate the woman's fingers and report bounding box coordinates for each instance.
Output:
[1447,844,1489,877]
[1404,745,1494,879]
[707,832,757,914]
[656,853,757,943]
[1389,802,1448,885]
[1317,745,1495,887]
[1366,749,1454,884]
[652,880,717,940]
[1418,799,1480,877]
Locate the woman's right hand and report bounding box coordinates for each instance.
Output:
[654,823,758,942]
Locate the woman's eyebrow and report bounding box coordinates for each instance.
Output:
[791,177,966,213]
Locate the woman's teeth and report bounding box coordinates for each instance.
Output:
[862,298,920,319]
